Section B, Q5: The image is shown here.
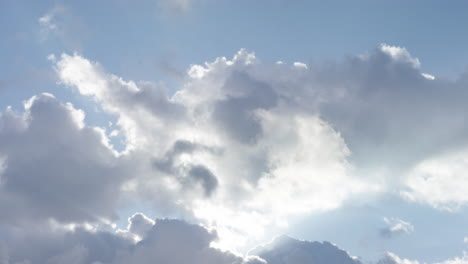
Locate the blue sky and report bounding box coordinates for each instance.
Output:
[2,1,468,264]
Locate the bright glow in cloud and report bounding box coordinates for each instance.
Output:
[403,149,468,211]
[54,49,381,251]
[3,41,468,263]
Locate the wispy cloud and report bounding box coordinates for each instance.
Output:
[38,5,84,51]
[157,0,194,13]
[379,217,414,239]
[38,5,64,40]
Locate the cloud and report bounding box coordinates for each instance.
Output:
[251,235,360,264]
[377,252,420,264]
[379,217,414,239]
[377,252,468,264]
[39,9,60,37]
[54,49,378,250]
[0,217,261,264]
[116,213,155,242]
[114,218,248,264]
[38,5,84,50]
[157,0,194,13]
[0,215,368,264]
[4,43,468,260]
[52,43,468,249]
[0,93,128,224]
[402,149,468,211]
[435,254,468,264]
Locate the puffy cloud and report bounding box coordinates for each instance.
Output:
[251,235,360,264]
[53,43,468,249]
[377,252,468,264]
[379,217,414,239]
[2,217,376,264]
[377,252,420,264]
[5,43,468,260]
[402,149,468,211]
[114,219,248,264]
[116,213,155,242]
[0,94,128,224]
[0,217,260,264]
[55,49,378,250]
[435,254,468,264]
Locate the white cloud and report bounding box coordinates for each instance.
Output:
[3,43,468,261]
[38,5,83,50]
[436,254,468,264]
[54,49,379,251]
[379,44,421,68]
[293,62,308,69]
[38,5,65,40]
[377,252,420,264]
[380,217,414,238]
[378,252,468,264]
[402,149,468,211]
[422,73,436,80]
[52,43,468,250]
[252,235,359,264]
[116,213,155,242]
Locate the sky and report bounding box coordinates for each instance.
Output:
[2,0,468,263]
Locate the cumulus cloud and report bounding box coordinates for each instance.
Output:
[402,149,468,211]
[3,43,468,260]
[0,217,262,264]
[54,49,378,250]
[1,216,373,264]
[379,217,414,239]
[435,254,468,264]
[377,252,468,264]
[0,93,128,224]
[251,235,360,264]
[377,252,420,264]
[116,213,155,242]
[51,43,468,249]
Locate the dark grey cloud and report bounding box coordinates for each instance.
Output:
[154,140,219,197]
[188,165,218,196]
